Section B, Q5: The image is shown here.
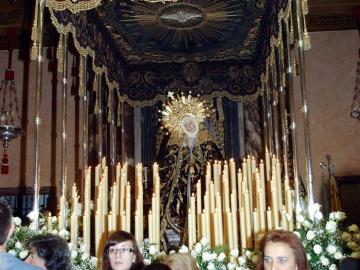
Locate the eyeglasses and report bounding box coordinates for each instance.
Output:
[108,247,134,255]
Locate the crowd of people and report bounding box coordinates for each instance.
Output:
[2,197,353,270]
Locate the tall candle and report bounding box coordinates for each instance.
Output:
[267,207,273,231]
[244,192,252,248]
[239,208,247,253]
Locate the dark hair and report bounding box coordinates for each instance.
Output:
[143,263,172,270]
[27,234,71,270]
[103,230,144,270]
[0,198,13,245]
[257,230,309,270]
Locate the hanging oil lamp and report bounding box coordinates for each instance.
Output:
[0,29,22,174]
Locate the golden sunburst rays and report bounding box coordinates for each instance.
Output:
[119,0,246,50]
[158,91,212,138]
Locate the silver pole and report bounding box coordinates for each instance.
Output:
[283,19,302,213]
[275,44,290,181]
[266,77,274,155]
[294,0,315,216]
[270,61,281,158]
[32,0,45,229]
[110,90,116,167]
[97,75,103,162]
[61,34,68,198]
[261,79,269,154]
[82,56,88,173]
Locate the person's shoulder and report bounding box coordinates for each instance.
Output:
[0,252,42,270]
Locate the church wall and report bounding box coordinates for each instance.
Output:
[294,30,360,201]
[0,48,80,195]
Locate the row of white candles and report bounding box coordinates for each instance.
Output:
[55,153,295,255]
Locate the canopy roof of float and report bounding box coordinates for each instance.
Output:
[47,0,289,105]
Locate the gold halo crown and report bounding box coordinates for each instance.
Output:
[159,91,211,138]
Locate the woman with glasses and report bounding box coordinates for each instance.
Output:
[103,230,144,270]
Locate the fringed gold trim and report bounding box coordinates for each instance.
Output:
[301,0,309,15]
[107,88,113,123]
[57,34,64,73]
[46,0,101,14]
[49,7,119,90]
[216,97,224,121]
[303,14,311,50]
[116,90,122,127]
[31,0,40,61]
[78,56,85,97]
[93,75,99,115]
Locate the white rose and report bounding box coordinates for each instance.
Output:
[326,245,337,254]
[315,211,323,221]
[329,264,337,270]
[303,220,312,228]
[238,256,246,265]
[217,252,226,261]
[19,250,29,259]
[144,259,151,265]
[8,250,16,256]
[245,250,252,258]
[15,242,23,249]
[51,216,57,222]
[71,250,78,259]
[13,217,22,226]
[306,253,311,261]
[89,256,97,265]
[306,231,315,240]
[27,211,38,221]
[320,256,329,266]
[202,252,212,262]
[207,262,215,270]
[348,224,359,232]
[326,221,337,233]
[342,232,352,241]
[313,244,322,254]
[210,252,217,260]
[296,215,305,224]
[334,252,343,260]
[179,245,189,254]
[81,252,89,260]
[195,243,202,253]
[334,211,346,221]
[191,250,197,258]
[149,245,157,255]
[169,250,176,254]
[28,222,36,231]
[200,237,209,246]
[227,263,236,270]
[230,249,239,257]
[79,243,86,253]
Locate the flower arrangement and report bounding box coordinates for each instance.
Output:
[140,239,165,265]
[7,214,97,270]
[294,205,346,270]
[341,224,360,258]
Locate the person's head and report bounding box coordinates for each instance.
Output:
[143,263,172,270]
[163,253,199,270]
[0,198,14,247]
[103,230,143,270]
[25,234,71,270]
[257,230,309,270]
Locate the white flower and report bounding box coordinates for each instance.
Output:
[320,256,329,266]
[303,220,312,228]
[15,241,23,249]
[191,250,197,257]
[313,244,322,254]
[293,231,301,239]
[89,256,97,265]
[329,264,337,270]
[71,250,78,259]
[202,252,212,262]
[144,259,151,265]
[306,253,311,261]
[59,229,69,239]
[230,249,239,257]
[342,232,352,241]
[238,256,246,265]
[79,243,86,253]
[68,243,73,250]
[8,249,17,256]
[169,250,176,254]
[178,245,188,253]
[200,237,209,246]
[217,252,226,261]
[326,245,337,254]
[27,211,38,221]
[334,252,343,260]
[210,252,217,261]
[306,231,315,240]
[81,252,89,260]
[13,217,22,226]
[207,262,215,270]
[28,222,36,231]
[194,243,202,253]
[348,224,359,232]
[149,245,157,255]
[325,221,337,233]
[330,211,346,221]
[19,250,29,259]
[315,211,323,221]
[227,262,236,270]
[296,215,305,224]
[245,250,252,258]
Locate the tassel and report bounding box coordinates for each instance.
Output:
[1,153,9,175]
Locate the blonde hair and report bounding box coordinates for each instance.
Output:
[163,253,199,270]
